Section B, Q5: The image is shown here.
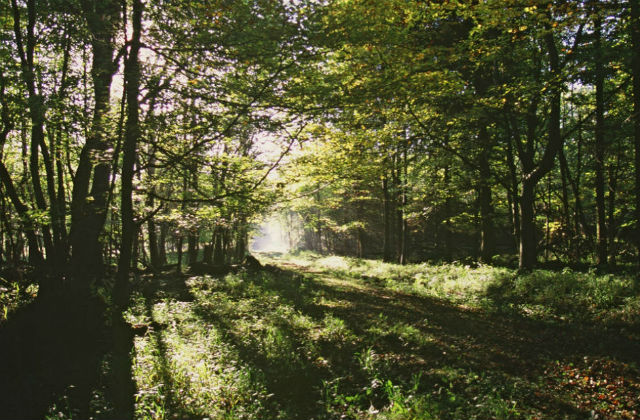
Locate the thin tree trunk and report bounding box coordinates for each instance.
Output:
[505,123,520,249]
[10,0,55,261]
[176,235,184,273]
[112,0,143,416]
[518,32,564,270]
[213,227,224,265]
[0,163,44,267]
[159,222,168,265]
[478,126,495,263]
[631,0,640,266]
[443,164,453,260]
[188,233,198,265]
[607,162,618,265]
[382,174,393,262]
[594,15,608,265]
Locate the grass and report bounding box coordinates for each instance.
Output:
[121,252,640,420]
[281,251,640,327]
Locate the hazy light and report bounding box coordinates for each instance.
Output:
[250,216,290,253]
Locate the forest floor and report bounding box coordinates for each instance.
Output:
[126,252,640,420]
[2,252,640,419]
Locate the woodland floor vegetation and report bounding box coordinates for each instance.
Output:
[4,253,638,420]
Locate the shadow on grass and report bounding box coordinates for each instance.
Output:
[183,264,640,419]
[135,271,206,419]
[128,261,640,419]
[0,292,108,419]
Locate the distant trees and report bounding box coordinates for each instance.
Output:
[285,0,640,269]
[1,0,639,296]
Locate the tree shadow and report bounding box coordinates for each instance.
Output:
[201,264,640,418]
[129,263,640,419]
[136,271,203,419]
[0,293,108,419]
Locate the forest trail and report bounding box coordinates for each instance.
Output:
[126,254,640,420]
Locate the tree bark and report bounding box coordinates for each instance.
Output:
[594,15,608,265]
[382,174,393,262]
[517,33,564,271]
[69,0,121,295]
[159,222,168,265]
[213,227,224,265]
[478,126,495,263]
[0,163,43,267]
[188,233,199,265]
[631,0,640,266]
[112,0,142,415]
[11,0,55,261]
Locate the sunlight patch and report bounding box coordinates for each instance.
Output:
[250,216,291,253]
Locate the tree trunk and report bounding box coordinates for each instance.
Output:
[188,233,198,265]
[399,137,409,264]
[558,145,571,257]
[147,219,160,269]
[10,0,55,262]
[176,235,184,273]
[505,123,520,250]
[112,1,143,416]
[235,223,247,263]
[631,0,640,266]
[443,164,453,260]
[518,32,564,271]
[594,15,608,265]
[519,180,537,269]
[478,126,495,263]
[213,227,225,265]
[158,222,168,265]
[69,0,121,296]
[607,162,618,265]
[382,174,393,262]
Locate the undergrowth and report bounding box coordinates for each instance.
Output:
[280,251,640,328]
[124,253,640,420]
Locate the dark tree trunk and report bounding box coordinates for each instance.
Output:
[399,137,409,264]
[382,174,393,262]
[188,233,198,265]
[632,0,640,266]
[478,126,495,263]
[146,158,160,268]
[158,222,168,265]
[147,219,160,268]
[558,145,571,256]
[608,162,618,265]
[213,228,225,265]
[235,223,247,263]
[69,0,121,296]
[517,33,564,271]
[10,0,55,262]
[112,1,143,417]
[505,123,520,249]
[594,16,608,265]
[203,243,214,264]
[519,180,537,270]
[443,164,453,260]
[176,235,184,273]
